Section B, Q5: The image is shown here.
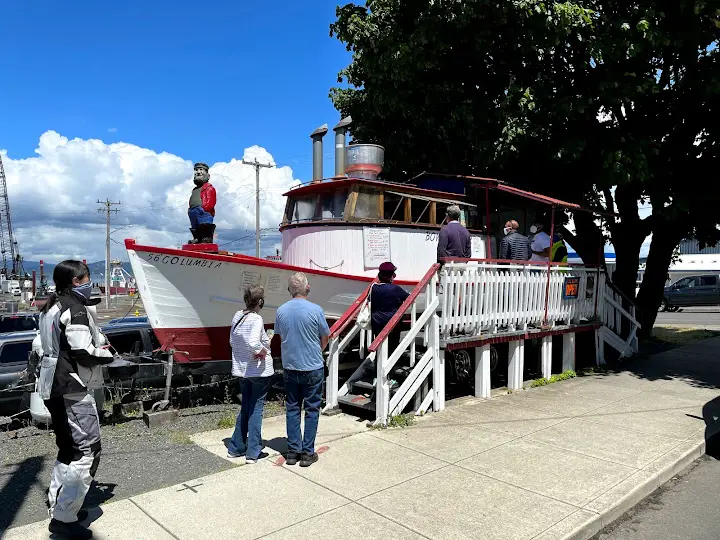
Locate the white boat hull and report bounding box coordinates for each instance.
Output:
[125,240,418,362]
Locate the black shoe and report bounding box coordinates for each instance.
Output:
[49,519,93,539]
[245,451,269,464]
[299,452,319,467]
[77,509,89,523]
[285,451,299,466]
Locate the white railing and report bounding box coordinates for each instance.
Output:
[596,273,640,360]
[372,267,441,425]
[439,262,602,337]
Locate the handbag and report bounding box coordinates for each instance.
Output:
[356,284,374,330]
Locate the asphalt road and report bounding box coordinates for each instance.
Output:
[656,306,720,329]
[592,456,720,540]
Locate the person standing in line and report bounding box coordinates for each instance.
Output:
[499,220,532,261]
[437,204,471,261]
[38,260,114,540]
[274,272,330,468]
[529,220,552,262]
[370,262,410,354]
[226,285,273,464]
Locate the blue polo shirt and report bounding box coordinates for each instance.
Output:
[275,298,330,371]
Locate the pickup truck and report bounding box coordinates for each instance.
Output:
[661,274,720,311]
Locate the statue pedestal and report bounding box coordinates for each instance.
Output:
[182,243,219,252]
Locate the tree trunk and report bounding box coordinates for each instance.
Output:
[636,222,683,337]
[609,225,645,301]
[562,212,605,266]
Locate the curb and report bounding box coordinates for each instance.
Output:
[535,436,707,540]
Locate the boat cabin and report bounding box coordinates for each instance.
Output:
[280,177,494,280]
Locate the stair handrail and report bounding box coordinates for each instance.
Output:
[602,265,640,314]
[368,264,441,353]
[328,279,376,340]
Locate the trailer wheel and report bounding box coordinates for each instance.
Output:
[450,349,474,387]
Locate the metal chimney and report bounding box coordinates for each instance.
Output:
[310,124,328,181]
[333,116,352,176]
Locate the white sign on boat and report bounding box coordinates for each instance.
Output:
[363,227,391,268]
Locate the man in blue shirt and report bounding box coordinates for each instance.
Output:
[437,205,471,262]
[275,272,330,468]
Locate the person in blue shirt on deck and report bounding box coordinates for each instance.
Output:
[274,272,330,468]
[371,262,410,355]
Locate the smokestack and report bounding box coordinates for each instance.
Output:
[32,270,36,297]
[333,116,352,176]
[310,124,328,181]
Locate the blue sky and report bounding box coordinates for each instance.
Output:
[0,0,353,180]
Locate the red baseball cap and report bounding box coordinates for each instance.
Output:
[379,262,397,273]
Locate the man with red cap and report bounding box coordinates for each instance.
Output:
[370,262,410,354]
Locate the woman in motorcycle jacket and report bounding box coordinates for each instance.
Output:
[37,260,114,539]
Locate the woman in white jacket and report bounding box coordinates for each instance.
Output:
[226,285,274,463]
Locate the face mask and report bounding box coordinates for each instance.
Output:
[73,282,93,300]
[503,227,512,235]
[529,225,538,234]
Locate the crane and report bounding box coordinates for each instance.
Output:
[0,154,25,280]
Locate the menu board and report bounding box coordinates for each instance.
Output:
[363,227,391,268]
[265,273,284,295]
[241,271,262,291]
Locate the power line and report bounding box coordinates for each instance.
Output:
[97,199,121,309]
[242,158,274,258]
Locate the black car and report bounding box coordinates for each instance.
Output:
[661,274,720,311]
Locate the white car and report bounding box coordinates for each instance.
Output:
[10,288,21,297]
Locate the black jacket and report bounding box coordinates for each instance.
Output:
[39,292,113,397]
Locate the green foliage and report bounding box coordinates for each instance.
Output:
[217,414,235,429]
[370,413,416,430]
[531,370,577,387]
[330,1,720,327]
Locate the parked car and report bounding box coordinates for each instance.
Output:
[0,313,39,334]
[661,274,720,311]
[1,321,161,421]
[108,316,148,325]
[0,330,37,416]
[11,287,22,297]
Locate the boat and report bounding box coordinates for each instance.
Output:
[99,259,137,295]
[126,125,493,363]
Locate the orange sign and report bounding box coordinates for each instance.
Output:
[563,276,580,299]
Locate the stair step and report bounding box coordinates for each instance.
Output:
[353,380,375,391]
[338,393,376,412]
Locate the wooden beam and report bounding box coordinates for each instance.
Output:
[404,198,412,222]
[378,190,385,219]
[430,202,437,225]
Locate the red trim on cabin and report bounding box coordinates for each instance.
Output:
[284,177,470,201]
[124,239,418,286]
[444,323,601,351]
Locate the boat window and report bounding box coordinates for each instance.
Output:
[286,196,317,223]
[353,188,381,219]
[411,199,432,224]
[383,192,405,221]
[435,202,478,229]
[316,190,348,220]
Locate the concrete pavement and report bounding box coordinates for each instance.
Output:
[592,455,720,540]
[4,338,720,540]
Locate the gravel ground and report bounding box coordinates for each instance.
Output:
[0,401,284,531]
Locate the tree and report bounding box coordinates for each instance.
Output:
[331,0,720,334]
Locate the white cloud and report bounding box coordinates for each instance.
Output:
[2,131,297,263]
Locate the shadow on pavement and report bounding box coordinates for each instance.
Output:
[0,455,45,531]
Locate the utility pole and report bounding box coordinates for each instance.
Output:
[242,158,274,257]
[97,199,121,309]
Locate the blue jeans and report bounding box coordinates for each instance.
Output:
[188,206,214,228]
[228,377,271,458]
[284,368,324,455]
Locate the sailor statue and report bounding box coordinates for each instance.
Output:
[188,162,217,244]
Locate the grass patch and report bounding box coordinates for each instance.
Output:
[370,413,416,430]
[167,431,194,445]
[217,414,236,429]
[651,327,720,346]
[530,370,577,388]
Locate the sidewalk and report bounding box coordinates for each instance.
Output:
[4,338,720,540]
